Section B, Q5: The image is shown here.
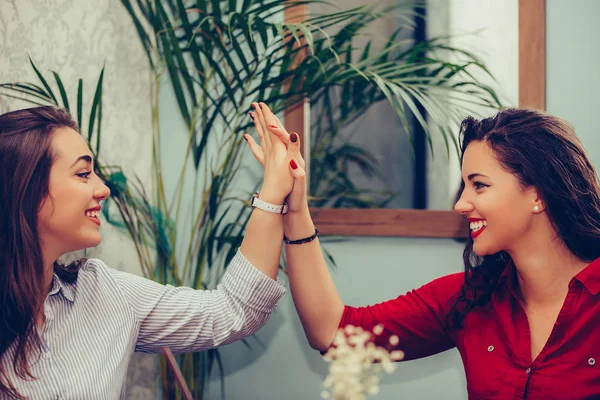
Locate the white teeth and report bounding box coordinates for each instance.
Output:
[469,220,487,231]
[85,210,100,218]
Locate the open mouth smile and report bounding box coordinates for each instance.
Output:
[468,218,487,239]
[85,206,101,226]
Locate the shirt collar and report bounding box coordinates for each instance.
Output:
[48,272,77,303]
[498,260,516,292]
[574,257,600,295]
[497,257,600,296]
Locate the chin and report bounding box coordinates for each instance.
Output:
[472,242,491,257]
[80,234,103,249]
[88,236,102,248]
[472,248,488,257]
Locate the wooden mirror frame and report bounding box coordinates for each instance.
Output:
[283,0,545,238]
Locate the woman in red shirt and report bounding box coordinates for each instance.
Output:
[246,103,600,399]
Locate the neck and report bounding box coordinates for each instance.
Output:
[41,245,60,297]
[508,220,588,307]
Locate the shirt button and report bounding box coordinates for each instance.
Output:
[487,345,494,352]
[589,358,596,366]
[525,368,531,374]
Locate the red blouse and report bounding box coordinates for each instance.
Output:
[339,258,600,399]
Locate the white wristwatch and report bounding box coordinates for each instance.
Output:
[251,192,288,214]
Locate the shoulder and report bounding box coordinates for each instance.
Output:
[80,257,109,272]
[75,258,122,293]
[77,258,113,280]
[425,272,465,294]
[417,272,465,310]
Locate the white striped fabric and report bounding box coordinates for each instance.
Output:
[1,250,285,399]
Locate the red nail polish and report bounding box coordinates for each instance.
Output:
[290,132,298,143]
[243,135,248,141]
[248,112,255,120]
[290,159,298,170]
[259,104,263,110]
[268,125,277,129]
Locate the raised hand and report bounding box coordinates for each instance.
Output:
[245,102,308,212]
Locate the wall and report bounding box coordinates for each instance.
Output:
[0,0,156,397]
[546,0,600,169]
[0,0,153,275]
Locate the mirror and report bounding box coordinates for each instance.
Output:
[284,0,542,237]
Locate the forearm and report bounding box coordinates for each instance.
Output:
[132,252,285,352]
[284,207,345,351]
[240,192,284,280]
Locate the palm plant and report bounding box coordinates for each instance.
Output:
[117,0,501,398]
[2,1,502,399]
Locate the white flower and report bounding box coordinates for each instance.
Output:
[321,325,405,399]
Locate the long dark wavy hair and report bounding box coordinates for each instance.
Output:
[0,106,85,399]
[448,108,600,329]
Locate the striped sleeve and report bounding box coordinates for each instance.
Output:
[106,250,286,353]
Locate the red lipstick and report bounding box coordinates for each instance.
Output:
[85,205,102,226]
[467,218,486,239]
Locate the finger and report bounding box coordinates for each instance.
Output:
[260,102,280,130]
[243,134,265,166]
[288,159,308,208]
[269,114,291,145]
[252,102,271,150]
[249,110,267,150]
[269,124,290,148]
[260,102,290,151]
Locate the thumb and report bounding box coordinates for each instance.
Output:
[287,132,305,169]
[288,132,300,155]
[288,159,307,210]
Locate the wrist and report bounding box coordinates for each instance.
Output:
[257,189,286,205]
[284,206,313,231]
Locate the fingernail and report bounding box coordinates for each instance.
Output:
[248,112,255,120]
[290,132,298,143]
[268,124,277,129]
[290,159,298,170]
[259,104,263,110]
[243,135,248,142]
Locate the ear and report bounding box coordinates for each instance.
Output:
[532,193,544,214]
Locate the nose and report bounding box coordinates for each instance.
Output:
[94,178,111,201]
[454,189,473,215]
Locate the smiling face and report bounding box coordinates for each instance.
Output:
[455,140,541,256]
[37,127,110,260]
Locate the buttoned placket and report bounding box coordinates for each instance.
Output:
[520,281,581,398]
[40,292,64,398]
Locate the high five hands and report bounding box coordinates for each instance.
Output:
[245,102,307,213]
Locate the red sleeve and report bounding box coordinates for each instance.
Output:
[337,272,464,361]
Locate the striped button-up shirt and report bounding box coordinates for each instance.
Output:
[2,251,285,399]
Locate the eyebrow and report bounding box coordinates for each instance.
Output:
[463,172,489,182]
[70,155,93,168]
[467,173,489,181]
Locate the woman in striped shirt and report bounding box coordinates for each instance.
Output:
[0,103,292,399]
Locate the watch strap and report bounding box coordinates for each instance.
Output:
[251,192,288,214]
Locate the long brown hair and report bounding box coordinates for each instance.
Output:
[0,106,84,398]
[448,108,600,329]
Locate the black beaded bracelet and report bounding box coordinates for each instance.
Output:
[283,228,319,245]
